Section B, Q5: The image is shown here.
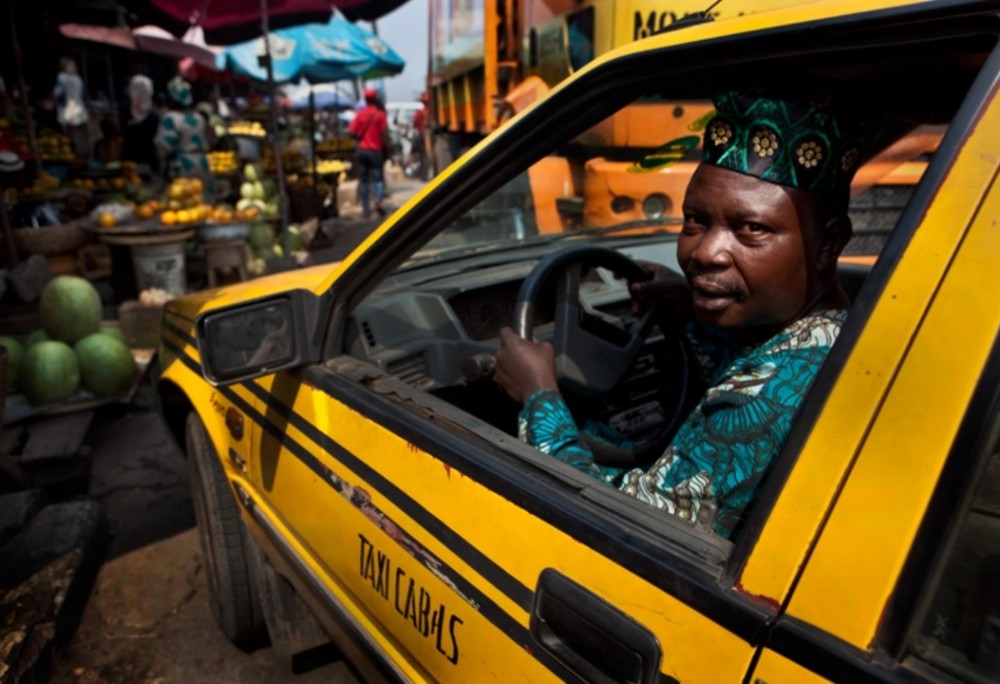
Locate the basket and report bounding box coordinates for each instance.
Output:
[13,220,86,256]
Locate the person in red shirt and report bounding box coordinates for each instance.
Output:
[348,87,389,218]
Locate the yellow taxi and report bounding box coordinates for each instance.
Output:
[157,0,1000,680]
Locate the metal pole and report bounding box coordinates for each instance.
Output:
[8,1,41,176]
[259,0,291,257]
[309,87,318,187]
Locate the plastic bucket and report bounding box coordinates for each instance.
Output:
[131,241,187,296]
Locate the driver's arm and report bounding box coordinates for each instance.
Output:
[495,327,628,484]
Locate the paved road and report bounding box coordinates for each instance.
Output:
[50,176,428,683]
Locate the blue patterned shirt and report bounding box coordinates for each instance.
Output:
[518,310,846,539]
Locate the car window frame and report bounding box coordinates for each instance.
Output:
[314,0,1000,632]
[891,330,1000,679]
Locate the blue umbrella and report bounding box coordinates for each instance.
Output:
[217,14,404,84]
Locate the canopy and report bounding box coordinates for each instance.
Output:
[217,15,404,84]
[118,0,409,45]
[58,23,220,68]
[133,25,220,68]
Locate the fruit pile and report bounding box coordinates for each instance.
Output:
[316,136,356,153]
[227,120,266,137]
[208,151,238,174]
[0,277,137,405]
[207,204,261,223]
[159,177,210,226]
[237,164,279,217]
[26,171,61,195]
[245,221,305,276]
[37,130,74,162]
[315,159,348,176]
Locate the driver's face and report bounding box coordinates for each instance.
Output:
[678,164,823,335]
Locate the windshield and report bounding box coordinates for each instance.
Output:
[411,96,705,262]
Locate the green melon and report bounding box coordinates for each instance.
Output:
[99,324,127,345]
[20,341,80,405]
[25,329,50,347]
[74,333,136,398]
[248,222,275,250]
[40,276,102,344]
[0,336,23,390]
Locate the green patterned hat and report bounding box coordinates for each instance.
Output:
[167,77,193,108]
[702,88,875,194]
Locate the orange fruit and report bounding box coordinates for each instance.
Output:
[96,212,116,228]
[188,178,204,194]
[176,209,191,224]
[135,204,154,220]
[160,211,177,225]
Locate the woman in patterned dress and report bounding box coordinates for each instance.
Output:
[154,77,211,187]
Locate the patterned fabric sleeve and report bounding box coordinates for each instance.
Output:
[619,311,845,538]
[517,390,624,484]
[517,310,845,540]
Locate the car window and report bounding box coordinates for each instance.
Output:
[341,33,991,554]
[902,348,1000,683]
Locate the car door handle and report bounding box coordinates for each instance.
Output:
[530,569,667,684]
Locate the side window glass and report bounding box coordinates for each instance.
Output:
[908,404,1000,681]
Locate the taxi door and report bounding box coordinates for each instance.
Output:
[743,49,1000,683]
[243,359,770,682]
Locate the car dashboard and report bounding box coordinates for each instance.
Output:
[344,239,683,394]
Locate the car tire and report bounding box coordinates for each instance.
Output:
[186,412,266,650]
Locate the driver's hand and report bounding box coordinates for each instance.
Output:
[495,327,559,404]
[628,260,692,317]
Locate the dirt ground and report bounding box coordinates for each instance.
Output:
[46,407,358,684]
[50,529,357,684]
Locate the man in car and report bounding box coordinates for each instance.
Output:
[494,89,874,539]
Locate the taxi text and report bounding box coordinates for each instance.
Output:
[358,533,463,664]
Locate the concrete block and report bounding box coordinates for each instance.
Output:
[0,501,107,684]
[0,489,47,548]
[6,255,51,304]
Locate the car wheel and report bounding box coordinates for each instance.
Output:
[186,412,266,650]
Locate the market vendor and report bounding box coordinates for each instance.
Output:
[154,77,211,186]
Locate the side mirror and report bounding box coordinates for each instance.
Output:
[195,291,324,385]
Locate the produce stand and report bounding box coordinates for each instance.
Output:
[2,347,155,426]
[83,221,197,297]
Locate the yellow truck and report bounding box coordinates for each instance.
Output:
[430,0,939,255]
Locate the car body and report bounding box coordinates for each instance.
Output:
[158,1,1000,681]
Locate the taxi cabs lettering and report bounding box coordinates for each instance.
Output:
[358,533,463,664]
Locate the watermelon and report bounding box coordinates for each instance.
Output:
[25,329,50,347]
[249,222,275,250]
[74,333,136,397]
[20,341,80,405]
[0,336,23,390]
[40,276,102,344]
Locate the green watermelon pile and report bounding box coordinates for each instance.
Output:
[0,276,137,405]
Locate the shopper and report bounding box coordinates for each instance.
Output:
[348,87,389,218]
[53,58,90,160]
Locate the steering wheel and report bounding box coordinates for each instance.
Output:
[513,246,699,468]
